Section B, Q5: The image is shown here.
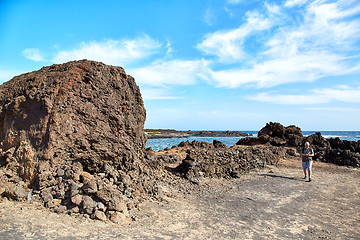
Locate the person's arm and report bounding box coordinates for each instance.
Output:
[309,148,314,157]
[300,148,314,157]
[299,148,306,156]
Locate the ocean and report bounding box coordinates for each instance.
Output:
[145,131,360,152]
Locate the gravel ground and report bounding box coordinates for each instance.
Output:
[0,159,359,240]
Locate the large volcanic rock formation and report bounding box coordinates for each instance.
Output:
[0,60,146,179]
[0,60,159,221]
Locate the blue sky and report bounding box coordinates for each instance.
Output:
[1,0,360,131]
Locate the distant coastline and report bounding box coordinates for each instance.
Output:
[145,129,251,139]
[145,130,360,152]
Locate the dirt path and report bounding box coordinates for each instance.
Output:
[0,159,359,239]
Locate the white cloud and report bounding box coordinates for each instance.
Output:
[249,85,360,105]
[22,48,45,62]
[197,0,360,88]
[52,35,162,66]
[197,10,273,63]
[129,59,210,87]
[209,52,355,88]
[285,0,308,7]
[140,87,182,100]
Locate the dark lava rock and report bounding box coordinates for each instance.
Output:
[258,122,286,139]
[172,142,287,180]
[258,122,303,147]
[236,122,303,147]
[235,137,267,146]
[0,60,154,221]
[213,140,227,148]
[236,122,359,168]
[0,59,146,178]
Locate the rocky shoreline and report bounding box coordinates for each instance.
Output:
[145,129,251,139]
[0,61,359,226]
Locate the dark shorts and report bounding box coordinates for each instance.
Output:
[302,161,312,171]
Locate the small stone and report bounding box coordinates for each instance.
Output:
[82,195,96,214]
[82,180,98,194]
[41,191,53,203]
[64,170,75,179]
[54,189,65,199]
[71,194,83,206]
[54,205,67,213]
[96,202,106,211]
[69,206,80,213]
[69,182,82,197]
[98,173,106,178]
[120,174,132,187]
[109,211,127,224]
[56,169,65,177]
[45,201,55,208]
[80,172,94,182]
[92,210,107,221]
[53,198,62,207]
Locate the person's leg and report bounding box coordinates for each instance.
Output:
[308,161,313,182]
[302,162,307,178]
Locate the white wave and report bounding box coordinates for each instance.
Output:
[323,135,344,139]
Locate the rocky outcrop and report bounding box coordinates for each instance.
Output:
[324,138,360,167]
[148,140,293,184]
[0,60,161,221]
[236,122,360,167]
[236,122,303,147]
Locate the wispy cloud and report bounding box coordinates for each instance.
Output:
[200,0,360,88]
[203,7,216,26]
[197,9,273,63]
[209,52,356,88]
[249,85,360,105]
[51,35,163,66]
[140,87,183,100]
[129,59,210,87]
[22,48,45,62]
[284,0,308,7]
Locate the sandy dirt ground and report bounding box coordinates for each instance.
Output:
[0,158,359,240]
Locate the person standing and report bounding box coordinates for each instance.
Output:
[300,142,314,182]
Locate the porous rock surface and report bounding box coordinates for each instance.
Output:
[236,122,303,147]
[0,60,160,221]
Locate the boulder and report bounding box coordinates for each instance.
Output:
[0,60,156,219]
[213,140,227,148]
[0,60,146,183]
[258,122,285,139]
[1,181,28,201]
[237,122,303,147]
[95,185,127,212]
